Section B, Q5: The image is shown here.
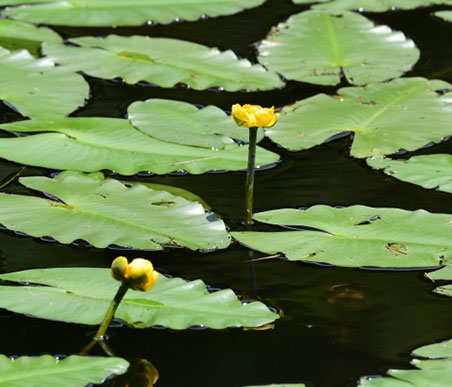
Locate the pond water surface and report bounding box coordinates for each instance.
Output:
[2,1,452,386]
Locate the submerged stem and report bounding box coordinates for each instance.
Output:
[244,127,258,230]
[80,283,129,356]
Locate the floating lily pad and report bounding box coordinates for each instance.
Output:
[257,10,419,86]
[0,171,230,250]
[42,36,283,91]
[0,48,88,119]
[367,155,452,193]
[435,11,452,22]
[0,19,61,55]
[0,355,128,387]
[0,118,279,175]
[128,99,263,149]
[268,77,452,158]
[359,359,452,386]
[306,0,452,12]
[231,205,452,268]
[0,268,279,329]
[428,266,452,298]
[0,0,265,26]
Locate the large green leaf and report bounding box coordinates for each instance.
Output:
[231,205,452,268]
[0,0,265,26]
[0,48,88,119]
[0,19,61,55]
[0,171,229,250]
[0,118,279,175]
[0,355,128,387]
[268,77,452,158]
[128,99,263,149]
[306,0,452,12]
[42,36,283,91]
[257,10,419,86]
[367,155,452,194]
[0,268,279,329]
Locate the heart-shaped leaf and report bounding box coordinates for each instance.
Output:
[42,36,283,91]
[257,10,419,86]
[0,171,230,250]
[268,77,452,158]
[0,118,279,175]
[232,205,452,268]
[0,268,279,329]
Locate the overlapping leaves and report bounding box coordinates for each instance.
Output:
[128,99,264,149]
[257,10,419,86]
[269,78,452,158]
[0,268,279,329]
[0,118,279,174]
[42,36,283,91]
[0,47,88,119]
[232,205,452,268]
[0,171,230,250]
[0,355,128,387]
[0,0,265,26]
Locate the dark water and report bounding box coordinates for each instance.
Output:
[2,1,452,386]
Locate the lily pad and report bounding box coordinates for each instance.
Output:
[0,118,279,175]
[367,155,452,193]
[0,19,61,55]
[435,11,452,22]
[0,268,279,329]
[42,36,283,91]
[128,99,263,149]
[0,0,265,26]
[268,77,452,158]
[307,0,452,12]
[231,205,452,268]
[0,355,128,387]
[0,171,230,250]
[257,10,419,86]
[0,48,88,119]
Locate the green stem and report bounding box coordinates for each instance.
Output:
[244,127,258,230]
[79,283,129,356]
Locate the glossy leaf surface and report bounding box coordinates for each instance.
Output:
[0,355,128,387]
[0,19,61,55]
[0,118,279,175]
[0,171,230,250]
[268,78,452,158]
[257,10,419,86]
[43,36,283,91]
[0,268,279,329]
[307,0,452,12]
[0,0,265,26]
[128,99,263,148]
[367,155,452,193]
[0,48,88,119]
[232,205,452,268]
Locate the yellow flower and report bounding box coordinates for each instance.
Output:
[231,104,279,128]
[111,256,159,292]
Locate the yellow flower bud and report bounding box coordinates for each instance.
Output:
[110,256,159,292]
[231,104,279,128]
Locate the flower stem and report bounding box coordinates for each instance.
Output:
[80,283,129,356]
[244,127,258,230]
